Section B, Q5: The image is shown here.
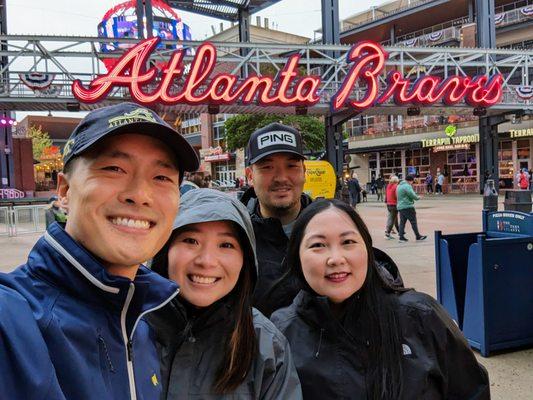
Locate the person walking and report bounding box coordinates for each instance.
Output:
[44,195,67,228]
[435,170,445,194]
[518,169,530,190]
[270,199,490,400]
[0,103,200,399]
[425,172,434,194]
[384,175,400,239]
[348,172,362,208]
[397,175,427,242]
[376,175,385,202]
[149,189,302,399]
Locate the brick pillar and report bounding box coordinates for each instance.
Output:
[12,137,35,194]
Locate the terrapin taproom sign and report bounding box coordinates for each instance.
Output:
[73,37,504,111]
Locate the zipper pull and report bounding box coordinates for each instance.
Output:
[127,339,134,362]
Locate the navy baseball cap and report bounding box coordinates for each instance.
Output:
[245,123,305,166]
[62,102,199,177]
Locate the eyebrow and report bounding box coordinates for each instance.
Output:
[99,150,178,172]
[178,226,238,238]
[305,231,358,241]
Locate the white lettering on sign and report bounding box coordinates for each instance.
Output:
[257,131,296,149]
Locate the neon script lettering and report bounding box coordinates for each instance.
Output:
[72,38,503,111]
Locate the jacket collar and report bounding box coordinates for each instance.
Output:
[149,295,235,346]
[30,223,179,332]
[294,290,365,335]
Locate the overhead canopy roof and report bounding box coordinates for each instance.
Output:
[164,0,283,21]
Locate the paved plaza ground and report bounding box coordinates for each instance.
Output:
[1,194,531,399]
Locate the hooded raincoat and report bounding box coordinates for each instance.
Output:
[148,189,302,400]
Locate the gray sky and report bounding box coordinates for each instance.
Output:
[7,1,380,39]
[6,0,382,119]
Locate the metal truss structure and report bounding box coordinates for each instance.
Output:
[0,34,531,117]
[165,0,282,21]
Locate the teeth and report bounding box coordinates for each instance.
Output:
[190,275,218,285]
[111,217,150,230]
[328,272,348,279]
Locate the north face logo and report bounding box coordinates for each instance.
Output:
[257,131,296,149]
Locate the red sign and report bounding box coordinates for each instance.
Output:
[73,37,503,112]
[204,153,231,162]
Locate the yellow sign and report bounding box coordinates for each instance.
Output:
[304,160,336,199]
[421,133,479,148]
[510,128,533,139]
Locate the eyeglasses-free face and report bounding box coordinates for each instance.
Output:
[58,133,180,279]
[167,221,244,308]
[299,208,368,304]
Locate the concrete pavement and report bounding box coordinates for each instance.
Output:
[0,194,531,399]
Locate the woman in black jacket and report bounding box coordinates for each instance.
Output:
[270,199,490,400]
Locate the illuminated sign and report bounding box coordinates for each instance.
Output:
[421,133,479,148]
[73,38,503,112]
[432,144,470,152]
[204,153,231,162]
[510,128,533,139]
[445,125,457,137]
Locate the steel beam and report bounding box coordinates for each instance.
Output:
[475,0,496,48]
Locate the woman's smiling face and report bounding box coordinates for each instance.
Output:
[299,208,368,304]
[167,221,243,307]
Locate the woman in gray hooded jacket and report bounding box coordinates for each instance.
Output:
[148,189,302,400]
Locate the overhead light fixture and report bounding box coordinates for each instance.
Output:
[407,106,420,116]
[207,104,219,115]
[473,107,486,117]
[66,102,80,112]
[295,106,307,116]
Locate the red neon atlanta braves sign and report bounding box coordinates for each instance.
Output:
[72,37,503,111]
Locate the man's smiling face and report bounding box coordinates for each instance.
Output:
[246,152,306,215]
[57,133,180,277]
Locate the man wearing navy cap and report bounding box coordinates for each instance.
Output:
[241,123,312,315]
[0,103,199,399]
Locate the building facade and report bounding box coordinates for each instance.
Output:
[340,0,533,192]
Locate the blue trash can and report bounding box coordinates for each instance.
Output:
[435,210,533,356]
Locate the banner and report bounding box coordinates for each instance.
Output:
[19,72,56,89]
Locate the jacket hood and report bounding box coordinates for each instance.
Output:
[152,189,258,283]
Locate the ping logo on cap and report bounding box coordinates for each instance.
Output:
[108,108,157,128]
[257,131,297,150]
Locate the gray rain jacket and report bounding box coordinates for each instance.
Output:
[148,189,302,400]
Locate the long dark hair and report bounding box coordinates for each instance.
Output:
[285,199,404,400]
[152,222,257,394]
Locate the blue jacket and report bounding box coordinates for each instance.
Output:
[0,223,179,400]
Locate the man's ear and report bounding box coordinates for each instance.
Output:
[56,172,70,210]
[245,166,254,187]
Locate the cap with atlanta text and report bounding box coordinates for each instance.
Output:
[62,102,199,178]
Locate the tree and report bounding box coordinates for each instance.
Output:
[28,125,53,160]
[224,114,325,152]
